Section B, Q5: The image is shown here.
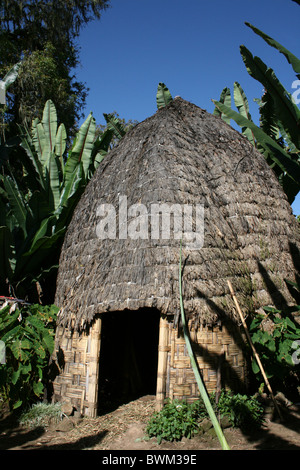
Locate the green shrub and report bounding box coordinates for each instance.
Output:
[146,399,201,444]
[0,301,58,410]
[146,392,264,444]
[213,390,264,429]
[249,300,300,399]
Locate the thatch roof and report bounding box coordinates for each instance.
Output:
[55,97,300,330]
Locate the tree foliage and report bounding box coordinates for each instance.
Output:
[0,300,58,410]
[0,0,110,134]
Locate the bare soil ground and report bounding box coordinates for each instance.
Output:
[0,395,299,451]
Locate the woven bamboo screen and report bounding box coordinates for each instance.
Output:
[52,318,101,417]
[156,317,247,409]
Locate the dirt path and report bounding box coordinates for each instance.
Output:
[0,395,299,451]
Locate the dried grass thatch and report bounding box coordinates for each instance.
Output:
[55,97,300,331]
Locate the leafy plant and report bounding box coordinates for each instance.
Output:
[146,392,264,444]
[0,99,125,301]
[146,399,201,444]
[249,302,300,394]
[213,390,264,429]
[0,300,59,410]
[212,19,300,204]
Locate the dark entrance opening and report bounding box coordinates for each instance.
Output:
[97,308,160,414]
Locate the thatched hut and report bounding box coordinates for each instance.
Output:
[52,97,300,417]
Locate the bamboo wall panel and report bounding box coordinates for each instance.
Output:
[164,321,247,404]
[52,318,102,417]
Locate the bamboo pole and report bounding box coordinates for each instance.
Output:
[156,317,169,411]
[179,242,231,450]
[227,280,283,421]
[86,317,102,417]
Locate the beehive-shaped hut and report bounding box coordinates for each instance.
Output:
[52,98,300,417]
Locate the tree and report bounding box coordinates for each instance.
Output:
[0,0,110,135]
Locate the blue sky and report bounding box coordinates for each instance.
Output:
[75,0,300,215]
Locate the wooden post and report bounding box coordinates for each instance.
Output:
[156,316,169,411]
[86,317,102,417]
[227,280,283,421]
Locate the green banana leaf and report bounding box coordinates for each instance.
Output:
[245,22,300,79]
[55,162,85,231]
[24,229,66,258]
[55,123,67,168]
[47,153,61,211]
[41,100,57,164]
[254,93,280,143]
[233,82,256,146]
[28,215,57,250]
[3,175,28,235]
[57,162,84,211]
[32,119,46,160]
[156,83,173,109]
[233,82,251,119]
[213,87,231,124]
[103,113,126,140]
[91,127,114,172]
[64,112,96,183]
[212,99,300,202]
[20,126,46,191]
[240,46,300,149]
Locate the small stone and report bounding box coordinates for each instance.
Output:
[199,418,213,433]
[220,415,232,429]
[55,418,75,432]
[61,402,74,416]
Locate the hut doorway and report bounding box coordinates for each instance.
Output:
[97,308,160,414]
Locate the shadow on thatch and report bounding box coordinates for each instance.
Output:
[285,242,300,304]
[258,262,295,317]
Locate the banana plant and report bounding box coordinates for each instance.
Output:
[212,21,300,204]
[0,100,125,301]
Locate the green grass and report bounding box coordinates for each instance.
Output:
[19,402,63,429]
